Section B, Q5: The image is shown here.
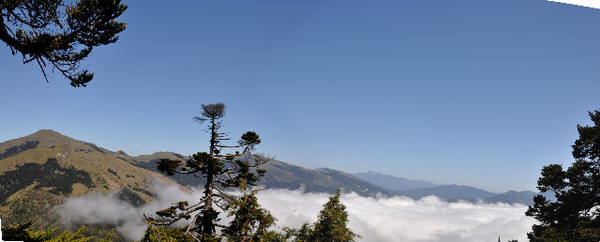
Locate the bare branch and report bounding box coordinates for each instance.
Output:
[35,57,49,82]
[216,145,242,148]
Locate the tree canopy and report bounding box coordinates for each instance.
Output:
[526,110,600,241]
[286,189,360,242]
[148,103,272,241]
[0,0,127,87]
[146,103,361,241]
[1,222,101,242]
[312,189,360,241]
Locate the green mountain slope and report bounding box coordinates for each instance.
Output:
[0,130,183,239]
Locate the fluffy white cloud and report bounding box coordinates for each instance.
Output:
[257,189,535,242]
[53,181,202,240]
[54,183,535,241]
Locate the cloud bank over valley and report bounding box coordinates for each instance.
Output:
[54,182,535,241]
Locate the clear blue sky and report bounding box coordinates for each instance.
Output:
[2,0,600,192]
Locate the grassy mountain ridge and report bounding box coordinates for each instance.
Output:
[0,129,184,239]
[0,130,105,159]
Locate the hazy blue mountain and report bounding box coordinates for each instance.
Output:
[353,171,437,191]
[351,170,541,205]
[400,186,541,205]
[484,190,540,205]
[399,184,496,202]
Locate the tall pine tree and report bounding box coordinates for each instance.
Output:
[312,189,360,241]
[1,0,127,86]
[146,103,271,241]
[526,110,600,241]
[286,189,360,242]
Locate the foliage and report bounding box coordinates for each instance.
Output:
[286,189,360,242]
[2,189,61,232]
[0,158,94,204]
[0,141,39,160]
[312,189,360,241]
[2,221,42,241]
[141,225,192,242]
[285,223,314,242]
[48,226,94,242]
[1,221,94,241]
[223,190,277,241]
[148,103,271,240]
[0,0,127,86]
[526,110,600,242]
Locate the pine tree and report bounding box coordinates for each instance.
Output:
[526,110,600,242]
[222,190,279,241]
[147,103,270,240]
[286,189,360,242]
[312,189,360,241]
[1,221,95,242]
[1,0,127,86]
[141,225,192,242]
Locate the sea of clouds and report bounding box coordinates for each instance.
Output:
[53,181,535,241]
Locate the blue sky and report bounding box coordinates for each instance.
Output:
[2,0,600,192]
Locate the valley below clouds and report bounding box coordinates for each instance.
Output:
[54,181,535,241]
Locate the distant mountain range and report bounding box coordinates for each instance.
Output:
[131,153,393,197]
[352,171,540,205]
[0,129,541,237]
[353,171,437,191]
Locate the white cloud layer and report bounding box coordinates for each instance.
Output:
[53,182,202,240]
[54,183,535,241]
[258,189,535,242]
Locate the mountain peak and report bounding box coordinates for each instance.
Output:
[33,129,63,135]
[0,129,104,160]
[25,129,72,143]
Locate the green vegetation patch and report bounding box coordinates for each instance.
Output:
[0,158,94,204]
[0,141,39,160]
[116,188,146,207]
